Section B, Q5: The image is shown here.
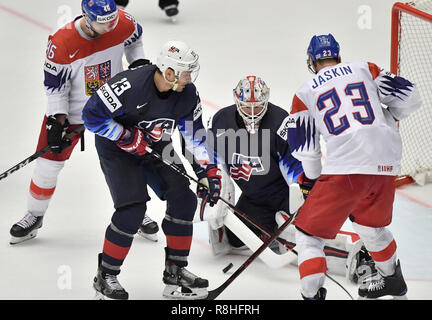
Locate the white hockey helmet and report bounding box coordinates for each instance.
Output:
[233,76,270,133]
[156,40,200,88]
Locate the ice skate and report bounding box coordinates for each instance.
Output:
[137,215,159,242]
[302,287,327,300]
[162,262,209,300]
[93,269,129,300]
[10,212,44,245]
[358,260,407,300]
[163,4,179,22]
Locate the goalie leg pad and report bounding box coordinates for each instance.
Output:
[208,225,232,256]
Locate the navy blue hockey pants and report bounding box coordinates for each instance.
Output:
[95,136,197,275]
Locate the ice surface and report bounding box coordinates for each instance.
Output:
[0,0,431,300]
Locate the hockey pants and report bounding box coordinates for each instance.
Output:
[95,136,197,275]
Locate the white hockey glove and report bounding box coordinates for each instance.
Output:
[194,167,234,230]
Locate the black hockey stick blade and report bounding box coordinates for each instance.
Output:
[0,124,85,181]
[206,211,298,300]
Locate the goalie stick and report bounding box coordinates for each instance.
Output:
[144,146,353,299]
[0,124,85,181]
[223,210,297,268]
[226,199,354,300]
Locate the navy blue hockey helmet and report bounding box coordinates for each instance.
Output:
[82,0,118,24]
[307,34,340,62]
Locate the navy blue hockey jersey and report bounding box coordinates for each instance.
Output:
[208,104,303,201]
[82,64,210,171]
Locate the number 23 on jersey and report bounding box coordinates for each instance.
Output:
[316,82,375,135]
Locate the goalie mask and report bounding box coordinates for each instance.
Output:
[156,40,200,90]
[233,76,270,134]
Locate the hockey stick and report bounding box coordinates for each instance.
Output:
[231,204,354,300]
[144,146,298,267]
[145,147,354,299]
[206,209,298,300]
[0,124,85,181]
[223,210,297,268]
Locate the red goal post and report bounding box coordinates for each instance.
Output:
[391,1,432,186]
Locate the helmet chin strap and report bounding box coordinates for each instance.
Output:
[162,72,179,91]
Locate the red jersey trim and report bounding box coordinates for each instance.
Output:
[291,94,308,114]
[367,62,381,80]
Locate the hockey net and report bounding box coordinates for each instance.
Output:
[391,1,432,186]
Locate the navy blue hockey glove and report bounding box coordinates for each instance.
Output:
[297,172,317,200]
[196,165,222,207]
[46,115,71,154]
[116,127,151,156]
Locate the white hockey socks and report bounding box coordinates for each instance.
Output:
[295,229,326,298]
[27,158,65,216]
[352,222,397,277]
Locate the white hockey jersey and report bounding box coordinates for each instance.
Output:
[43,10,145,124]
[287,61,422,177]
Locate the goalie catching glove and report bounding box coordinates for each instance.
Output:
[116,127,151,156]
[46,115,71,154]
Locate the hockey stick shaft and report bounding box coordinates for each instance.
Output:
[145,145,285,231]
[222,198,354,300]
[206,210,298,300]
[0,124,85,181]
[145,146,298,259]
[145,147,353,299]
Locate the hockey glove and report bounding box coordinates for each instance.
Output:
[46,115,71,154]
[194,167,233,230]
[116,127,151,156]
[297,172,317,200]
[196,165,222,207]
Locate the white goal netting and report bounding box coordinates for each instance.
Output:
[396,0,432,185]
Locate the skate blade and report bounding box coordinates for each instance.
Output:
[94,290,125,300]
[10,230,38,245]
[163,285,208,300]
[137,229,158,242]
[94,291,106,300]
[357,294,408,300]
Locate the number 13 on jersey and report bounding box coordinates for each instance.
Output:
[317,81,375,135]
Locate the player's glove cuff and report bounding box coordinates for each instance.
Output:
[116,127,151,156]
[46,115,70,154]
[297,172,317,200]
[196,164,221,207]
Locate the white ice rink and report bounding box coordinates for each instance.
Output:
[0,0,431,301]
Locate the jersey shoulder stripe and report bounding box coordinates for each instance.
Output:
[367,62,382,80]
[290,93,308,114]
